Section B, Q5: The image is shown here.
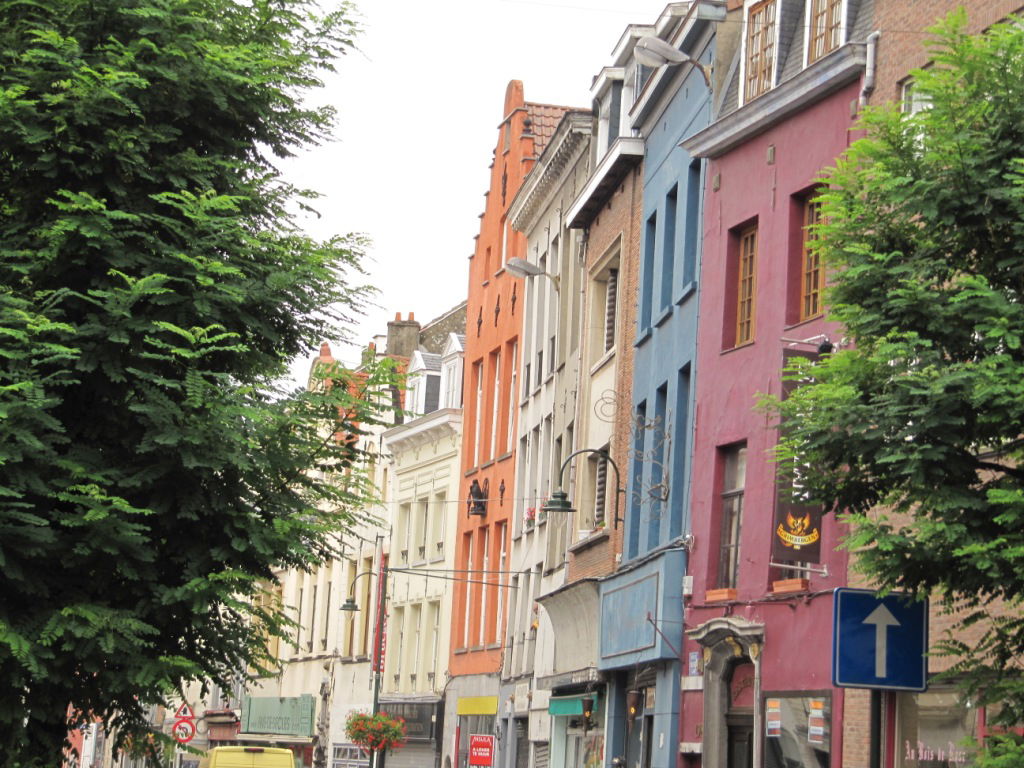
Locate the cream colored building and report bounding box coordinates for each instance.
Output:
[379,331,464,768]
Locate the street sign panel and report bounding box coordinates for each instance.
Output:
[173,719,196,744]
[832,588,928,691]
[468,734,495,767]
[173,702,195,720]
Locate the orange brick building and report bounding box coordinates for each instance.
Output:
[444,80,571,768]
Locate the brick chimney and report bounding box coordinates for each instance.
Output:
[385,312,420,358]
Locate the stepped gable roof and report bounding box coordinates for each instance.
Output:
[525,103,578,157]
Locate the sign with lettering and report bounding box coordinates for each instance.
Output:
[765,699,782,737]
[240,695,315,737]
[469,734,495,767]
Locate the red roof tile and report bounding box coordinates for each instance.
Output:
[525,102,581,157]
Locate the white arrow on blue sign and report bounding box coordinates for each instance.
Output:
[832,587,928,691]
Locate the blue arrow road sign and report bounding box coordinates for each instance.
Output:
[832,588,928,691]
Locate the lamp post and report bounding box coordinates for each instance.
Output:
[341,566,388,768]
[504,257,560,292]
[542,448,625,529]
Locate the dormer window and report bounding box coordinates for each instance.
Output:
[744,0,778,102]
[807,0,843,64]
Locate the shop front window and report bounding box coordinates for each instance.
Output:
[763,692,831,768]
[896,689,976,767]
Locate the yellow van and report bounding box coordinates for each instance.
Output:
[206,746,296,768]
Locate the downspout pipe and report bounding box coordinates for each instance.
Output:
[859,31,881,108]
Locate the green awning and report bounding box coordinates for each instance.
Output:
[548,692,602,716]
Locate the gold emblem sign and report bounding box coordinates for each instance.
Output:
[775,511,820,550]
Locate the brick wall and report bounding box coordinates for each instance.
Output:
[867,0,1024,106]
[566,163,644,583]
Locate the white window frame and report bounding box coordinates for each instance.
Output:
[738,0,781,107]
[803,0,847,68]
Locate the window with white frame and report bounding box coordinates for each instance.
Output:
[443,359,460,408]
[806,0,843,65]
[431,491,446,559]
[489,350,501,460]
[506,340,518,451]
[494,522,507,639]
[332,744,369,768]
[744,0,778,102]
[901,78,932,115]
[589,258,620,364]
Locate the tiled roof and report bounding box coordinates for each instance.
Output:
[418,352,442,372]
[525,103,580,157]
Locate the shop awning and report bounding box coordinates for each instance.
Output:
[548,692,602,716]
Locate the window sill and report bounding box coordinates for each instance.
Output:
[453,647,468,655]
[634,326,652,347]
[783,314,825,332]
[480,459,495,470]
[720,340,755,355]
[705,587,738,603]
[568,528,610,554]
[465,467,478,478]
[654,305,673,328]
[771,578,809,594]
[589,347,616,376]
[496,451,513,464]
[675,281,697,306]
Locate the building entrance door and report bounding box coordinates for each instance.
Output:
[726,711,754,768]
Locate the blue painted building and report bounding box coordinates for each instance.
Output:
[597,5,716,767]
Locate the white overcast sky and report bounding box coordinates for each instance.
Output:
[282,0,669,378]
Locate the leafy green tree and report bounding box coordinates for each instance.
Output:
[0,0,397,762]
[773,11,1024,724]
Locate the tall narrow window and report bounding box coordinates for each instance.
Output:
[604,268,619,352]
[462,533,473,648]
[431,492,446,559]
[489,351,501,461]
[429,600,441,683]
[593,448,609,528]
[671,367,691,540]
[736,225,758,345]
[308,583,317,651]
[320,578,332,649]
[393,607,405,687]
[800,199,824,321]
[683,160,701,286]
[479,526,490,646]
[718,445,747,589]
[474,361,483,466]
[808,0,843,64]
[415,498,429,562]
[661,185,677,311]
[410,603,422,687]
[745,0,777,102]
[295,585,304,652]
[640,213,657,330]
[506,341,518,452]
[494,522,507,640]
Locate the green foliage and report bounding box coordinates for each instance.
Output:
[973,735,1024,768]
[771,10,1024,727]
[0,0,400,763]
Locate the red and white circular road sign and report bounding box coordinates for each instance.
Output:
[173,718,196,744]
